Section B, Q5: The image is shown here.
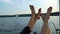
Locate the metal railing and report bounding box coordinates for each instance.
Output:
[48,22,60,34]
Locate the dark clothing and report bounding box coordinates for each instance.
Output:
[34,32,37,34]
[20,26,31,34]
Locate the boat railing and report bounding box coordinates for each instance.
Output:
[49,22,60,34]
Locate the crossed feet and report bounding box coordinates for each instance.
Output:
[29,5,52,34]
[29,5,52,22]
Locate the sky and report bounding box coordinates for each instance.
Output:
[0,0,59,15]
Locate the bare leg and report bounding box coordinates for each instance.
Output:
[28,5,35,31]
[20,5,41,34]
[20,5,36,34]
[41,7,52,34]
[28,5,41,31]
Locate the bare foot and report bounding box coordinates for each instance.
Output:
[29,5,36,23]
[35,8,41,20]
[41,7,52,22]
[41,14,46,22]
[29,5,35,16]
[46,7,52,19]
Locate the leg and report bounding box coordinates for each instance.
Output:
[41,7,52,34]
[41,15,48,34]
[28,5,36,31]
[46,7,52,34]
[28,7,41,31]
[20,5,36,34]
[20,5,41,34]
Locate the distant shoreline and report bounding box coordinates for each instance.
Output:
[0,12,59,17]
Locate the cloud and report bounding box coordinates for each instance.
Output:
[1,0,11,4]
